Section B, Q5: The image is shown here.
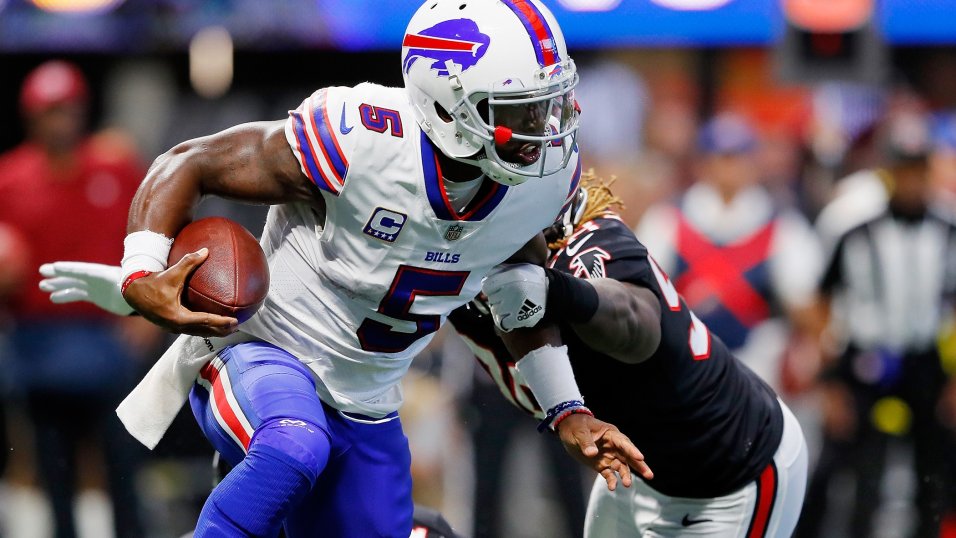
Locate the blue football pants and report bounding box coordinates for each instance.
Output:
[188,341,414,537]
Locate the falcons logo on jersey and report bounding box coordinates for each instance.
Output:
[569,247,612,280]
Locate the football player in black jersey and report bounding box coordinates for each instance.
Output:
[450,173,808,537]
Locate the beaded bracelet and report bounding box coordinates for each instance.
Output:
[538,399,587,432]
[551,406,595,432]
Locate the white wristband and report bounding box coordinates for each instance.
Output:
[515,344,583,415]
[121,230,173,282]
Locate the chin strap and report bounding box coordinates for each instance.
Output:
[479,157,527,186]
[450,150,528,187]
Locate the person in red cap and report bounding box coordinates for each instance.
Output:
[19,60,88,118]
[0,60,158,538]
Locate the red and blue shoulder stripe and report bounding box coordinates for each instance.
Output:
[289,89,350,195]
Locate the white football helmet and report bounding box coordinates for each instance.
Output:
[402,0,579,186]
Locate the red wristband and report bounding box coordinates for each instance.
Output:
[121,270,152,295]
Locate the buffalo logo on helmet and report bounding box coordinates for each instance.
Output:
[402,19,491,76]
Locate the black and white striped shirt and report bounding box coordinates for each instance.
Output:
[821,205,956,353]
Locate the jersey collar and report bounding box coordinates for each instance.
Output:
[420,132,509,222]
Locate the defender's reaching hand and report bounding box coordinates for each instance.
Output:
[39,261,134,316]
[556,412,653,491]
[122,248,238,337]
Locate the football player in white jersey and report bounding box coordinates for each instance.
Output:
[39,1,650,536]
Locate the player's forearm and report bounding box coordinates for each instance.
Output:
[568,278,661,364]
[498,321,592,433]
[499,321,563,359]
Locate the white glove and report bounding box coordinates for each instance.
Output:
[481,263,548,332]
[38,262,134,316]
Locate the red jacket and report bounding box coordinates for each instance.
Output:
[0,132,143,320]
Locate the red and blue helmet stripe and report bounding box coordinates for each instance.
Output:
[500,0,561,68]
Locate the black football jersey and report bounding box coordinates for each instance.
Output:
[448,213,783,498]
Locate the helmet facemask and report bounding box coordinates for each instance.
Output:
[446,59,580,186]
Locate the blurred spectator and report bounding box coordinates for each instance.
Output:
[574,60,648,164]
[0,60,160,538]
[807,83,887,175]
[813,91,927,248]
[636,113,823,393]
[0,223,31,486]
[800,83,888,219]
[930,112,956,205]
[797,111,956,538]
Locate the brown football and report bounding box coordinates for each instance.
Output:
[167,217,269,322]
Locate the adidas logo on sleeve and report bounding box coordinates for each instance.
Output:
[516,299,542,322]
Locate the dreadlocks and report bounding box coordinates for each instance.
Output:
[547,170,625,250]
[577,171,624,225]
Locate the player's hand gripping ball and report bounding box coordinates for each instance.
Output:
[167,217,269,322]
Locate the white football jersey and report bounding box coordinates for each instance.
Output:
[240,83,581,417]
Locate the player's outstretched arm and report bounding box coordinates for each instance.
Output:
[485,235,653,490]
[483,263,662,364]
[564,278,662,364]
[499,322,653,490]
[123,120,318,337]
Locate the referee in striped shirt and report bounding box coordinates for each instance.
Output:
[798,111,956,538]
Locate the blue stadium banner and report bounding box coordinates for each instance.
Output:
[321,0,785,49]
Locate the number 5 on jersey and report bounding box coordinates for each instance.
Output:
[357,266,468,353]
[649,256,711,360]
[360,104,404,138]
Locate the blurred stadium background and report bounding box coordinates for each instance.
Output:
[2,1,956,537]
